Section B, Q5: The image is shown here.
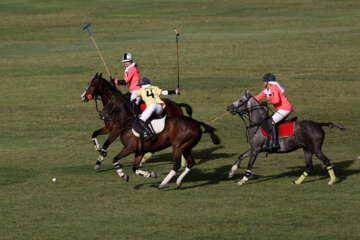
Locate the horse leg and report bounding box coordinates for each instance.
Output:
[158,148,182,189]
[314,149,338,184]
[93,132,119,170]
[112,148,134,182]
[293,148,313,184]
[92,126,110,150]
[176,149,196,189]
[228,149,251,179]
[133,153,158,178]
[237,149,259,186]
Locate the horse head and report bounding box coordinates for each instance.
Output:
[81,72,112,102]
[227,90,252,115]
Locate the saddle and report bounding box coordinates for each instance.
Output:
[131,111,167,138]
[260,117,297,138]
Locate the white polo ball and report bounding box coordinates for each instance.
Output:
[52,177,56,182]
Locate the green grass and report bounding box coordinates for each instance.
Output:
[1,0,360,239]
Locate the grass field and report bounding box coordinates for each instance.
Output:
[1,0,360,239]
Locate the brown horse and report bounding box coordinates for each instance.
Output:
[82,73,220,188]
[81,73,193,170]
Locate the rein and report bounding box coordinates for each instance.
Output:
[236,97,270,142]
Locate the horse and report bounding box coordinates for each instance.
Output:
[81,73,193,170]
[226,90,346,186]
[81,73,220,188]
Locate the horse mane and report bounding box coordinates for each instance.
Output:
[98,75,134,116]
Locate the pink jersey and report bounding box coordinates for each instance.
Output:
[255,84,293,111]
[124,64,140,91]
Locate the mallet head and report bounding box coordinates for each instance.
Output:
[82,23,92,36]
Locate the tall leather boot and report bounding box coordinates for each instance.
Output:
[138,119,157,142]
[271,124,280,150]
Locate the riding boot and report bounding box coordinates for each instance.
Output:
[132,101,141,116]
[271,124,280,150]
[138,119,157,142]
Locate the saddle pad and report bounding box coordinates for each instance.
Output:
[132,116,166,138]
[261,122,295,138]
[140,103,146,112]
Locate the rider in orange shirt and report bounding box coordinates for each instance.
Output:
[110,53,141,105]
[255,73,293,151]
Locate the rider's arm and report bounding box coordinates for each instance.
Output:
[254,90,266,102]
[161,88,180,95]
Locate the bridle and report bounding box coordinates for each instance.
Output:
[233,96,271,142]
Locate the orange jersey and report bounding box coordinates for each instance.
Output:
[124,64,140,91]
[255,84,293,111]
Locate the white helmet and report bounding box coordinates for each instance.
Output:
[122,53,133,62]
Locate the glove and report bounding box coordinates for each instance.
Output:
[110,76,115,85]
[260,102,268,106]
[118,80,126,86]
[176,88,181,95]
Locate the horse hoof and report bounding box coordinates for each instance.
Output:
[176,182,182,189]
[123,175,129,182]
[150,172,157,178]
[228,171,235,179]
[158,184,166,189]
[93,161,101,171]
[237,181,244,186]
[328,179,338,185]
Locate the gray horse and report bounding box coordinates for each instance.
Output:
[227,90,345,186]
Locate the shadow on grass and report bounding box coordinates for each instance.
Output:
[243,159,359,185]
[133,159,359,190]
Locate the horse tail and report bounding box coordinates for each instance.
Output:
[197,121,220,145]
[178,103,193,117]
[319,122,346,130]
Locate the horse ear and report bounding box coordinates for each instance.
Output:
[99,73,102,78]
[95,72,98,78]
[245,89,251,99]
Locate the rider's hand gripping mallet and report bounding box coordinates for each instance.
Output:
[83,24,111,77]
[174,28,180,95]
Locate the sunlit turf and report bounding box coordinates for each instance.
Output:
[1,0,359,239]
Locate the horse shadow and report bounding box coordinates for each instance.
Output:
[243,159,359,185]
[134,158,359,190]
[138,145,236,166]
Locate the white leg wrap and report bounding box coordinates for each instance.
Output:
[116,168,125,178]
[176,167,190,185]
[93,138,100,150]
[135,169,150,178]
[231,164,238,172]
[160,170,176,186]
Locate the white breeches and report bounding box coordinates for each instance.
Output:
[130,91,141,105]
[140,103,163,122]
[272,110,292,124]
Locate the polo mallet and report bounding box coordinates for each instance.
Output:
[174,28,180,94]
[83,24,111,77]
[206,112,230,125]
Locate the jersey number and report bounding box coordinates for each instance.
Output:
[146,90,154,98]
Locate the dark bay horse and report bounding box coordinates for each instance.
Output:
[81,73,192,170]
[226,90,345,186]
[82,73,220,188]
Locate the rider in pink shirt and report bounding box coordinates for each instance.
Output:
[255,73,293,151]
[110,53,141,104]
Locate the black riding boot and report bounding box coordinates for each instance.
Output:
[138,119,157,142]
[271,124,280,150]
[132,101,142,116]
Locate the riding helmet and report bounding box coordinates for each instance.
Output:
[137,77,151,86]
[262,73,276,82]
[122,53,133,62]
